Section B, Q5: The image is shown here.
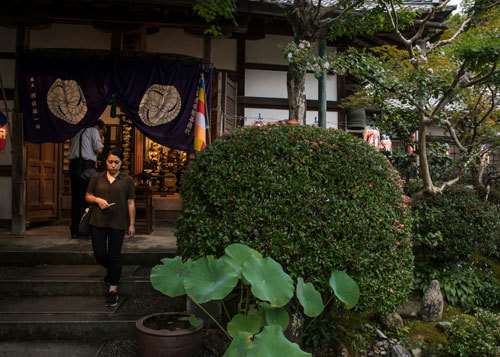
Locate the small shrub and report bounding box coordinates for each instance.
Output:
[446,309,500,357]
[176,124,414,313]
[414,260,499,309]
[413,185,500,263]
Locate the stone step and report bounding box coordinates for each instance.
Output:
[0,250,174,266]
[0,295,186,340]
[0,340,104,357]
[0,265,163,297]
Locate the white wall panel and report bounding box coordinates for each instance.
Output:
[246,35,292,65]
[0,27,16,52]
[147,29,203,58]
[213,38,236,70]
[245,69,337,101]
[30,24,110,49]
[244,107,338,129]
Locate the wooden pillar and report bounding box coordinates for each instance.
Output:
[12,25,27,235]
[337,75,346,130]
[318,33,327,128]
[203,36,212,144]
[236,38,245,124]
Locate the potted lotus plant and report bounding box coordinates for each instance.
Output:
[142,243,360,356]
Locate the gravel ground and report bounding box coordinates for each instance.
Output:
[97,339,138,357]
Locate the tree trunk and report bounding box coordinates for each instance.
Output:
[287,62,307,124]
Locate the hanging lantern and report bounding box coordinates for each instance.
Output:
[407,132,417,155]
[364,126,380,150]
[346,108,366,132]
[380,135,392,154]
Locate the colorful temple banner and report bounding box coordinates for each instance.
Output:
[0,111,7,150]
[193,75,206,151]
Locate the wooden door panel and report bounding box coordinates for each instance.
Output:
[26,142,60,222]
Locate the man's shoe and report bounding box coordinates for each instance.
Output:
[105,291,119,307]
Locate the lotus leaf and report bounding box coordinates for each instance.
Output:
[150,256,186,297]
[221,243,263,278]
[242,256,294,307]
[184,256,239,303]
[329,271,360,309]
[296,277,324,317]
[264,307,289,331]
[227,313,261,338]
[247,325,311,357]
[223,331,252,357]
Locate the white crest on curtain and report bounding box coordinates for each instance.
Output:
[139,84,181,126]
[47,79,88,124]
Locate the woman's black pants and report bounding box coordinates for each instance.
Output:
[90,225,125,286]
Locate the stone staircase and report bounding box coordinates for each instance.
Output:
[0,228,181,356]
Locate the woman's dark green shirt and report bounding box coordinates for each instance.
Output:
[87,171,136,230]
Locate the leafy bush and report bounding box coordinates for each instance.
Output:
[413,185,500,263]
[414,260,499,309]
[176,124,414,313]
[446,309,500,356]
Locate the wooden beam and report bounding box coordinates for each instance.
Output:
[239,96,340,111]
[245,63,288,72]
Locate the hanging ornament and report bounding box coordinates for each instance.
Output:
[380,135,392,154]
[364,126,380,150]
[407,132,417,155]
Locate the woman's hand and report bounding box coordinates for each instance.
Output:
[128,224,135,237]
[96,197,111,210]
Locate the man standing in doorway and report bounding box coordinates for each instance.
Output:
[68,120,105,239]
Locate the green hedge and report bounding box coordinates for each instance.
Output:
[176,124,414,313]
[413,185,500,263]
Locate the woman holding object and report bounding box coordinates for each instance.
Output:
[86,147,136,307]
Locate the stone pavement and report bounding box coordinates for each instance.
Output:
[0,224,177,253]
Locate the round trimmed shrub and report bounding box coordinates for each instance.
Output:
[176,124,414,313]
[413,185,500,263]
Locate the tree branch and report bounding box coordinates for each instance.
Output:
[430,16,473,50]
[441,118,467,153]
[460,61,499,88]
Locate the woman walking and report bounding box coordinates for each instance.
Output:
[86,147,136,307]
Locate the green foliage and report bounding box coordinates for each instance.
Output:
[282,40,334,79]
[328,5,415,41]
[414,260,499,309]
[193,0,237,36]
[301,317,338,349]
[446,309,500,356]
[176,124,414,313]
[151,243,360,356]
[413,185,500,263]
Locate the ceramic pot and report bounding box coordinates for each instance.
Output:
[136,312,203,357]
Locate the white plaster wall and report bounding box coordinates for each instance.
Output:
[0,27,16,52]
[244,107,338,128]
[246,35,292,65]
[212,38,237,71]
[147,29,203,58]
[29,24,111,49]
[246,34,336,64]
[245,69,337,101]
